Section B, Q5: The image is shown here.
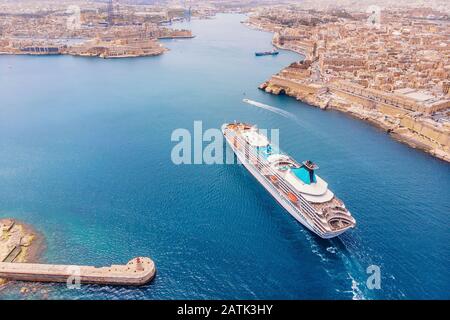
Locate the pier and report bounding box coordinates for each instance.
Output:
[0,257,156,286]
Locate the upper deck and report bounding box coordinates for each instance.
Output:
[222,122,356,236]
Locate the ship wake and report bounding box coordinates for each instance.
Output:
[242,99,297,121]
[300,229,371,300]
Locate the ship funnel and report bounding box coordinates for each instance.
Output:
[302,160,319,184]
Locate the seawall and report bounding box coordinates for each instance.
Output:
[259,77,450,163]
[0,257,156,286]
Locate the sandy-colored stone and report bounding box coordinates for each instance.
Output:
[0,257,156,286]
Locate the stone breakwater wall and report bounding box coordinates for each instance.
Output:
[0,257,156,286]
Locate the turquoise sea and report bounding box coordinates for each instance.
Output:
[0,14,449,299]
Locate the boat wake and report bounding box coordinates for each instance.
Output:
[242,99,297,121]
[299,229,372,300]
[330,233,401,300]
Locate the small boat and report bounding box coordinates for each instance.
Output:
[255,50,279,56]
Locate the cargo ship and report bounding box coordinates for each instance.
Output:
[222,122,356,239]
[255,50,279,56]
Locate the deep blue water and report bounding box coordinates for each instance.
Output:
[0,14,449,300]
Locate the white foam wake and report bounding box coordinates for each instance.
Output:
[242,99,297,121]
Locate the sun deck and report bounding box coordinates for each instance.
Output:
[222,122,356,237]
[242,130,269,147]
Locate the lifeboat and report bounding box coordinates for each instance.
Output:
[287,192,298,203]
[269,175,278,183]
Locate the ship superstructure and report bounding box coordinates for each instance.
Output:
[222,122,356,238]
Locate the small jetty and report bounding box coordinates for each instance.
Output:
[0,257,156,286]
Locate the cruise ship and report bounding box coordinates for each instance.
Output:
[222,122,356,239]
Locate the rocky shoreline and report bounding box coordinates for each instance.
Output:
[259,79,450,163]
[0,219,45,288]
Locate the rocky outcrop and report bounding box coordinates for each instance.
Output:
[0,219,44,287]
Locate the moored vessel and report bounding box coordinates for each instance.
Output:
[222,122,356,239]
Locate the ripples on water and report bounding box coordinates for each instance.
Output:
[0,14,449,300]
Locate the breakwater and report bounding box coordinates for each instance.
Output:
[0,257,155,286]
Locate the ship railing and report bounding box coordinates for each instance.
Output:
[243,144,329,233]
[228,129,355,232]
[227,131,330,233]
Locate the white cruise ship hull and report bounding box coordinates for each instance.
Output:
[222,124,354,239]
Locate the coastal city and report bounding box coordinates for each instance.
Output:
[248,5,450,161]
[1,0,448,159]
[0,0,198,58]
[0,0,449,303]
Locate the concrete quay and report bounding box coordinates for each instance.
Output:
[0,257,155,286]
